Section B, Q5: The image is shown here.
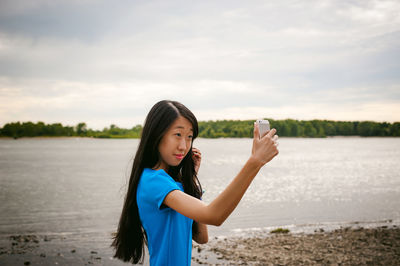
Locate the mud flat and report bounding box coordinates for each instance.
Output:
[0,234,122,266]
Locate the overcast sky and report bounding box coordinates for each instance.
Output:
[0,0,399,129]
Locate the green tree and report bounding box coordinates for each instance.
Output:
[76,122,87,136]
[324,121,336,136]
[391,122,400,136]
[303,121,317,137]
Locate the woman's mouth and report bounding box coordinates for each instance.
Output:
[174,154,184,160]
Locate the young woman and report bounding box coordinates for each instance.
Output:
[112,100,279,265]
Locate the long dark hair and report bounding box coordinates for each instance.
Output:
[111,100,203,264]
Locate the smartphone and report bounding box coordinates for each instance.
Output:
[257,119,270,138]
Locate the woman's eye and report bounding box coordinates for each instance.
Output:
[188,135,193,139]
[175,133,182,137]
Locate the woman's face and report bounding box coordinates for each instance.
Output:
[157,116,193,170]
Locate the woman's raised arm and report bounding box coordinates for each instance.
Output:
[164,123,279,226]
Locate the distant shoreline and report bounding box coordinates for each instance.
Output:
[1,135,399,140]
[2,119,399,138]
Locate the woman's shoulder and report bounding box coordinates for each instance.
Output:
[141,168,172,182]
[139,168,180,192]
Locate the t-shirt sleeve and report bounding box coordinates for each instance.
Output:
[142,170,181,210]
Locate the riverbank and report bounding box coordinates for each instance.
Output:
[193,225,400,265]
[1,225,399,265]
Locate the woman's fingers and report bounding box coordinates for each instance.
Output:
[252,122,259,155]
[253,122,260,140]
[272,134,279,146]
[257,128,279,164]
[192,148,202,161]
[192,148,202,174]
[192,148,201,156]
[266,128,277,138]
[251,123,279,165]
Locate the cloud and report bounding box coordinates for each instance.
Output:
[0,0,399,128]
[194,100,400,123]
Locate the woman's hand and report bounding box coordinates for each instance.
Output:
[251,122,279,167]
[192,147,202,174]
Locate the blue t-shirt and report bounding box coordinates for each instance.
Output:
[137,168,193,266]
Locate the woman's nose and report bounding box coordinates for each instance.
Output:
[178,138,186,150]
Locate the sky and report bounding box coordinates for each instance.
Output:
[0,0,399,129]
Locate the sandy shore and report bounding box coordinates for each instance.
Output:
[1,225,399,265]
[192,225,400,265]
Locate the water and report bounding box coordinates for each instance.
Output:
[197,137,400,235]
[1,137,400,261]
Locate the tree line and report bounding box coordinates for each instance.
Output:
[199,119,400,138]
[1,119,399,139]
[0,122,142,139]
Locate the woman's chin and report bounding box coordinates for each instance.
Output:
[168,161,181,167]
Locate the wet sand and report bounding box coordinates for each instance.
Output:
[1,226,399,265]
